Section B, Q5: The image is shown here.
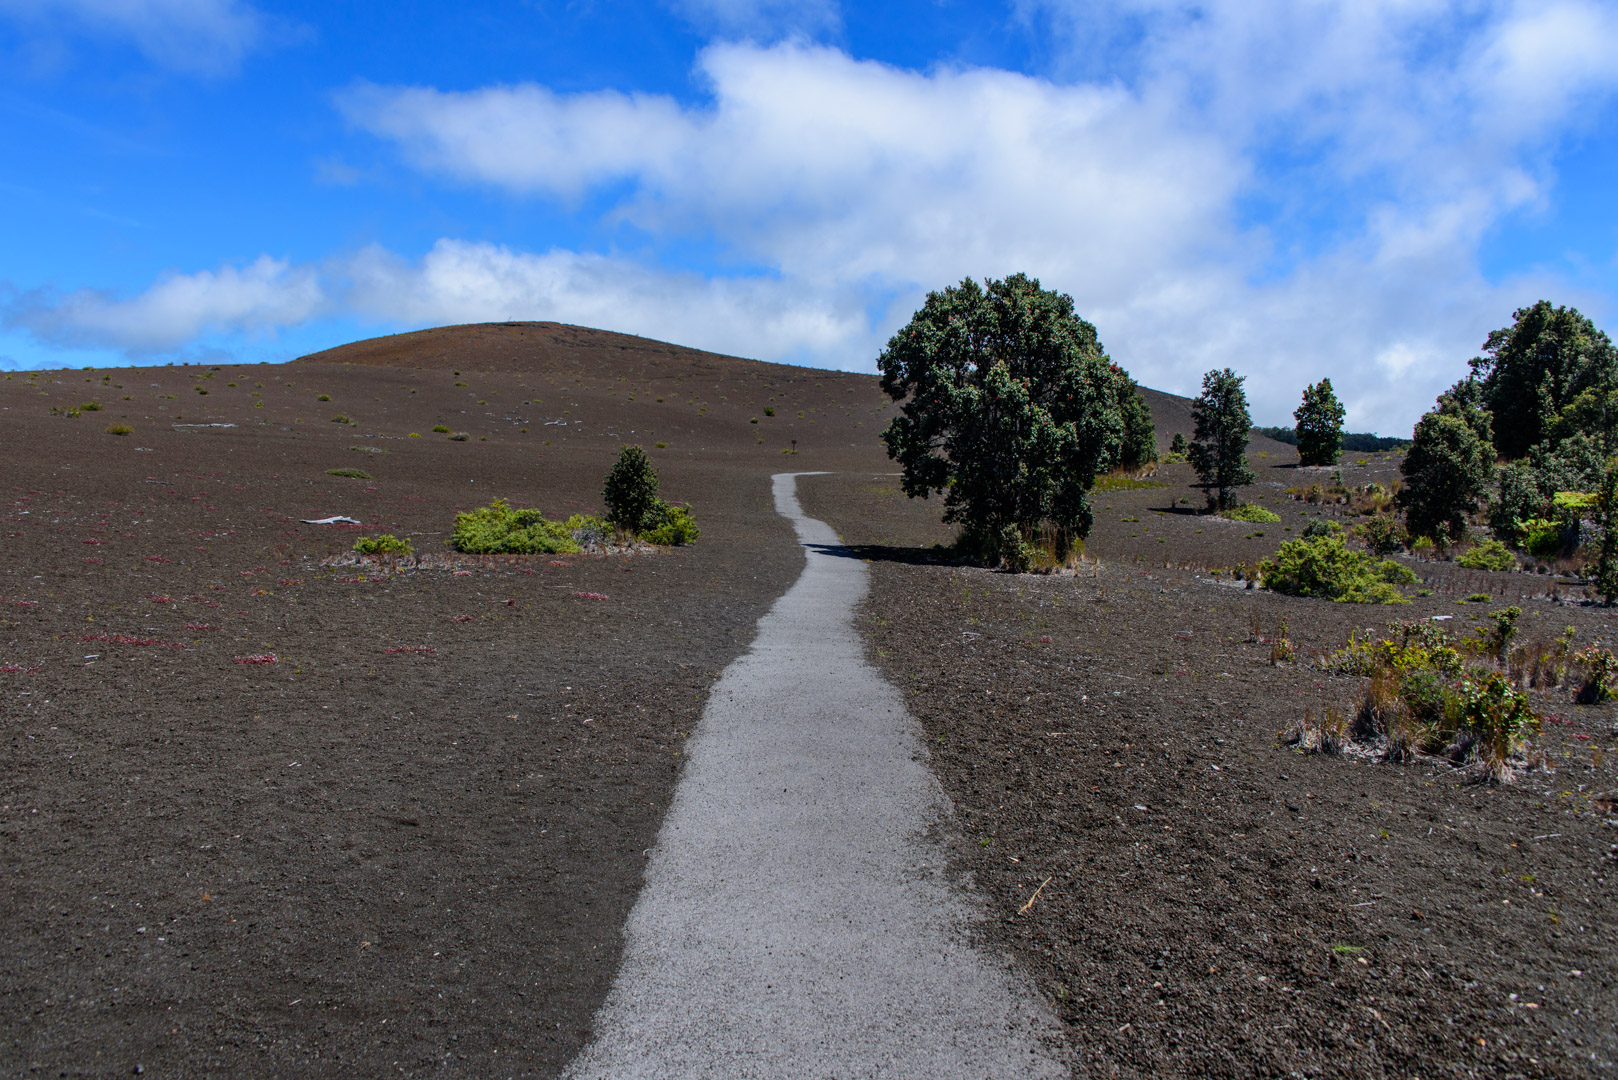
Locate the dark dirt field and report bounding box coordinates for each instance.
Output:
[798,459,1618,1080]
[0,325,889,1078]
[7,324,1615,1079]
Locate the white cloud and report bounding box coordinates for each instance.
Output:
[7,255,325,352]
[0,0,268,75]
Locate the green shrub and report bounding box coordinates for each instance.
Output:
[1260,534,1414,604]
[1519,517,1567,559]
[327,467,372,479]
[448,432,469,441]
[1222,503,1281,523]
[763,406,775,416]
[331,413,350,423]
[1302,518,1342,539]
[1355,514,1406,555]
[432,424,450,433]
[318,393,331,401]
[105,423,133,436]
[1573,646,1618,704]
[352,534,414,556]
[449,499,582,555]
[1456,538,1516,571]
[1336,620,1541,780]
[1092,473,1168,493]
[80,400,104,411]
[1464,592,1492,603]
[603,445,660,534]
[641,500,700,546]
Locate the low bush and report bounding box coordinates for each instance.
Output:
[1457,537,1516,571]
[432,424,450,433]
[449,500,591,555]
[1573,646,1618,704]
[352,534,414,556]
[1260,534,1415,603]
[327,467,372,479]
[1355,514,1406,555]
[448,432,470,441]
[641,499,700,546]
[1093,472,1168,493]
[330,413,350,423]
[1221,503,1281,523]
[1519,517,1569,559]
[1332,619,1542,781]
[105,423,132,436]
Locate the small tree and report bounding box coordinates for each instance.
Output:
[1188,368,1255,510]
[1469,300,1618,460]
[1169,431,1188,457]
[603,445,659,534]
[1396,404,1494,544]
[878,273,1125,568]
[1294,378,1346,466]
[1114,376,1157,471]
[1596,459,1618,604]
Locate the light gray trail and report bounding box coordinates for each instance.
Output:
[563,473,1066,1080]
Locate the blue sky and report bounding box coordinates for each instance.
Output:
[3,0,1616,434]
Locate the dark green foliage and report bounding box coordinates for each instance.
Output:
[352,534,414,556]
[1222,503,1280,523]
[1260,535,1415,604]
[1469,300,1618,460]
[1114,378,1157,470]
[1188,368,1255,510]
[1489,436,1602,544]
[1252,426,1408,453]
[1355,514,1406,555]
[1294,378,1346,466]
[603,445,660,534]
[877,274,1125,569]
[449,500,586,555]
[1596,460,1618,604]
[1169,432,1188,457]
[1396,389,1495,543]
[327,467,371,479]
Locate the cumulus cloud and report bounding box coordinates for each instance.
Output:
[0,0,269,75]
[6,255,326,352]
[19,4,1618,432]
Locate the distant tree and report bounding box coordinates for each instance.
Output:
[878,273,1125,569]
[1294,378,1346,466]
[602,445,659,534]
[1113,376,1157,470]
[1597,460,1618,604]
[1469,301,1618,460]
[1396,386,1495,543]
[1188,368,1255,510]
[1169,431,1188,457]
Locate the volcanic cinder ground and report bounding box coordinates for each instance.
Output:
[2,322,1615,1079]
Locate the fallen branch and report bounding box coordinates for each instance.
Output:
[1018,875,1053,916]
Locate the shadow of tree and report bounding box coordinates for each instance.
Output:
[806,542,965,566]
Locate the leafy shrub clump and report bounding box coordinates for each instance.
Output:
[330,414,350,423]
[641,500,700,546]
[448,432,470,441]
[353,534,414,556]
[1221,503,1281,523]
[1331,619,1542,780]
[1260,535,1415,603]
[432,424,450,433]
[327,467,372,479]
[1092,472,1168,493]
[1457,538,1517,571]
[449,500,588,555]
[1355,514,1405,555]
[105,423,133,436]
[1573,646,1618,703]
[1518,517,1568,559]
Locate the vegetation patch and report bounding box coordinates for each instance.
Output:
[352,534,414,556]
[1220,503,1281,523]
[1092,472,1167,493]
[449,500,599,555]
[1455,538,1516,571]
[327,467,372,479]
[1260,534,1415,604]
[1320,618,1545,781]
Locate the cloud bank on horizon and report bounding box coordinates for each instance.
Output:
[2,0,1616,435]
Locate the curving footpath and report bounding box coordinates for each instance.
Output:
[563,473,1066,1080]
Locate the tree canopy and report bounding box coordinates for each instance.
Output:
[1396,386,1495,543]
[1294,378,1346,466]
[877,273,1126,567]
[1469,301,1618,460]
[1188,368,1255,510]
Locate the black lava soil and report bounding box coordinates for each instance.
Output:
[799,464,1618,1080]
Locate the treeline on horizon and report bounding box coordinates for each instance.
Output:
[1252,426,1409,453]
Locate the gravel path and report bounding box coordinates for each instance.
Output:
[563,473,1065,1080]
